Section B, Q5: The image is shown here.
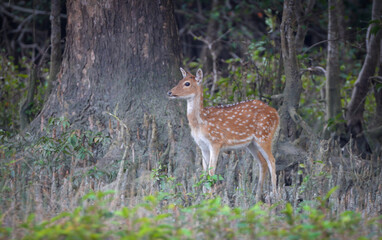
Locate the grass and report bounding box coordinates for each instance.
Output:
[6,190,381,239]
[1,118,382,239]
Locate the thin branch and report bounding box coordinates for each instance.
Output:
[288,107,317,139]
[1,2,67,18]
[302,39,331,54]
[271,94,284,101]
[210,28,232,46]
[174,9,206,22]
[10,14,33,34]
[369,76,382,82]
[188,29,232,98]
[300,66,327,76]
[0,5,23,21]
[355,125,382,139]
[188,29,232,48]
[365,125,382,138]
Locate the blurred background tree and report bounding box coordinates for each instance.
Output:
[0,0,380,172]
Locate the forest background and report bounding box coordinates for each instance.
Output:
[0,0,382,239]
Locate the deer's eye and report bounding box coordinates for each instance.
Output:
[184,82,190,86]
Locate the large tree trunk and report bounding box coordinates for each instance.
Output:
[375,44,382,126]
[32,0,195,178]
[345,0,382,154]
[368,42,382,150]
[324,0,345,137]
[279,0,303,140]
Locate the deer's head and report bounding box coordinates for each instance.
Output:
[167,68,203,99]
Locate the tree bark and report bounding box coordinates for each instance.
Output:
[279,0,303,140]
[325,0,345,137]
[369,41,382,148]
[345,0,382,154]
[32,0,195,177]
[20,66,37,130]
[374,43,382,126]
[45,0,61,102]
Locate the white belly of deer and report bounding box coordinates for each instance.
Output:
[193,127,255,151]
[223,134,252,149]
[222,139,252,151]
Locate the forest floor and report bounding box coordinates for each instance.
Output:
[0,122,381,239]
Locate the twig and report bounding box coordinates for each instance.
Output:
[174,9,206,22]
[1,2,67,18]
[358,125,382,139]
[270,94,284,101]
[300,66,327,76]
[302,39,330,54]
[188,29,232,98]
[369,76,382,82]
[0,5,23,21]
[9,14,33,34]
[288,107,317,139]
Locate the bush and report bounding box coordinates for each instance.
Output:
[15,189,382,240]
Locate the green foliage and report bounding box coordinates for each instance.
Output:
[21,191,115,240]
[369,19,382,37]
[13,188,382,239]
[150,165,181,203]
[0,214,12,239]
[0,53,48,132]
[29,117,109,182]
[193,170,224,190]
[281,187,367,240]
[151,164,172,183]
[0,118,110,214]
[182,0,373,136]
[184,37,280,108]
[326,113,346,131]
[0,54,28,131]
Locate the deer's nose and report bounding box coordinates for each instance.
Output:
[167,91,172,96]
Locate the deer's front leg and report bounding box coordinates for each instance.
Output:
[200,148,210,172]
[208,145,220,176]
[198,142,210,172]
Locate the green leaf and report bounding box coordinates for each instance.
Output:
[82,191,97,201]
[17,73,29,78]
[189,61,200,68]
[324,186,339,200]
[154,213,171,221]
[283,203,294,225]
[69,134,78,147]
[376,83,382,92]
[370,25,381,36]
[179,228,192,237]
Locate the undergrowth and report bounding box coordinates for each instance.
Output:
[1,118,382,239]
[1,189,380,240]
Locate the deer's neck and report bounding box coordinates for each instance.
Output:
[186,89,204,128]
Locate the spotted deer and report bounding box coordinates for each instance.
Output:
[167,68,280,197]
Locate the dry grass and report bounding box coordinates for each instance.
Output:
[0,118,381,239]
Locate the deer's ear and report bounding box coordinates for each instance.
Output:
[180,67,187,78]
[195,68,203,85]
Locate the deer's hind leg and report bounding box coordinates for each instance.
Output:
[247,142,268,200]
[258,142,277,196]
